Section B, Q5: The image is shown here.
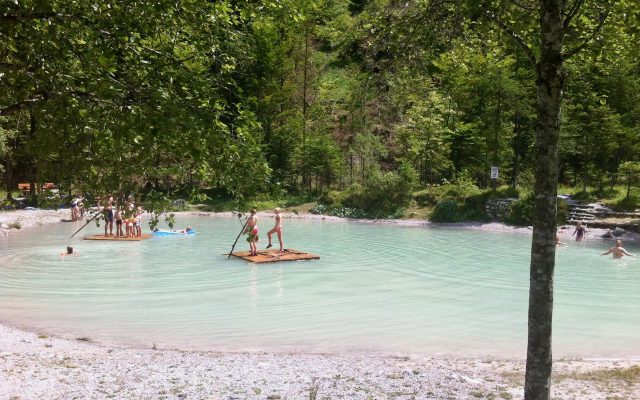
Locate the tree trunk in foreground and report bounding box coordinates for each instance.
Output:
[525,1,565,399]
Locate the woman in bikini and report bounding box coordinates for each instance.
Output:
[266,208,284,252]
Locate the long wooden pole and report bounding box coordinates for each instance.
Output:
[70,210,102,238]
[228,218,248,259]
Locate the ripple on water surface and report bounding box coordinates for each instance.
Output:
[0,216,639,356]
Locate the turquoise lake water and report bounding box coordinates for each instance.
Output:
[0,215,638,357]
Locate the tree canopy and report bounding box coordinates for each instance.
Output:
[1,0,638,200]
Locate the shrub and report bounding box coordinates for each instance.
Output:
[309,204,328,215]
[613,194,640,212]
[571,190,597,203]
[317,190,345,208]
[342,165,417,218]
[461,192,491,221]
[504,195,535,226]
[413,189,439,207]
[430,200,464,222]
[557,198,569,223]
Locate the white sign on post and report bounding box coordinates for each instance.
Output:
[490,166,499,179]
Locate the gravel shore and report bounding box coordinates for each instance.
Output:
[1,209,639,399]
[2,323,639,400]
[0,208,71,236]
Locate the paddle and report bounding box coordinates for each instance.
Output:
[227,214,248,259]
[70,209,102,238]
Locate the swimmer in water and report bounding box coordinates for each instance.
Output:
[601,240,635,259]
[60,246,76,256]
[556,234,566,246]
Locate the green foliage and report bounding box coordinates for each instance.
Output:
[612,195,640,211]
[0,0,638,220]
[504,195,535,226]
[430,200,464,223]
[342,164,417,218]
[309,204,366,219]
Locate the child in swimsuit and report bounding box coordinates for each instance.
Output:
[244,209,259,256]
[266,207,284,252]
[115,204,124,237]
[135,207,143,237]
[572,221,586,242]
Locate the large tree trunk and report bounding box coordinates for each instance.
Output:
[524,1,565,399]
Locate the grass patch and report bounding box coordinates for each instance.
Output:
[7,221,21,229]
[559,185,640,211]
[192,193,316,213]
[554,365,640,385]
[76,337,91,342]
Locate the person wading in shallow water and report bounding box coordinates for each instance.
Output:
[572,221,587,242]
[244,209,259,256]
[602,240,635,259]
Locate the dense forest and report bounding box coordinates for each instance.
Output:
[1,0,639,216]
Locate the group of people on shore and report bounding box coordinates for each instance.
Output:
[100,195,143,238]
[243,208,284,256]
[556,221,635,259]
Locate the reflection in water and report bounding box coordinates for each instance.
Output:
[0,216,638,356]
[249,265,258,311]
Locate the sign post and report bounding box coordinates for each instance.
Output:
[490,166,499,192]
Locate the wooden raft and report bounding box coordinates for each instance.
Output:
[84,234,153,241]
[229,249,320,264]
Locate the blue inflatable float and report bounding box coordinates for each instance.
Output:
[153,229,196,237]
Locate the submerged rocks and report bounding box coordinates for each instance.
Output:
[485,198,517,220]
[613,227,626,237]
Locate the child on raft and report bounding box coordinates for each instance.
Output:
[244,209,259,256]
[114,203,124,238]
[135,207,143,237]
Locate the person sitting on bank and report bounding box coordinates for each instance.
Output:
[601,240,635,259]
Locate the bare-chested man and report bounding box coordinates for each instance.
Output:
[601,240,635,259]
[102,195,114,237]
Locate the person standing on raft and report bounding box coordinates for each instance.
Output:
[244,209,259,256]
[266,207,284,252]
[101,195,115,237]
